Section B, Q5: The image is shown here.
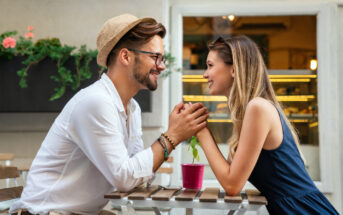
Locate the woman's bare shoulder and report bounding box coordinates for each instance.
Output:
[245,97,280,131]
[246,97,274,114]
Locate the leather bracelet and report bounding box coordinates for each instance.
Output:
[157,137,169,161]
[161,133,176,150]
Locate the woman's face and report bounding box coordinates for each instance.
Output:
[204,50,234,97]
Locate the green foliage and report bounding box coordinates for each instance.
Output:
[162,52,181,78]
[0,30,100,101]
[188,136,201,164]
[1,29,178,101]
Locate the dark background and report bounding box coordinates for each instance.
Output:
[0,57,151,112]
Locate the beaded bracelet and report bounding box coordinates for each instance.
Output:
[161,133,176,150]
[157,137,169,161]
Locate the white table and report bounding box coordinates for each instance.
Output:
[105,186,268,215]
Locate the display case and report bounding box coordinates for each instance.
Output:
[182,69,318,146]
[181,15,319,180]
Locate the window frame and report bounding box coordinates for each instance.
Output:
[169,1,339,193]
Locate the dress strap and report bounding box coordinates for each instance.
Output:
[266,100,287,136]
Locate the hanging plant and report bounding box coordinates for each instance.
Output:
[0,26,178,101]
[0,26,102,101]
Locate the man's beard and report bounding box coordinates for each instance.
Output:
[133,57,158,91]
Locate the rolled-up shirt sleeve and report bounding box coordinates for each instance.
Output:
[68,94,154,191]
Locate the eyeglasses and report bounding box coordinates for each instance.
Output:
[128,48,166,66]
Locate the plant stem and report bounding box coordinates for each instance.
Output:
[20,57,45,85]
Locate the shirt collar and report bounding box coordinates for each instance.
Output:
[101,73,137,113]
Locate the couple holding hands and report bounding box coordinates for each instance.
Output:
[11,14,337,215]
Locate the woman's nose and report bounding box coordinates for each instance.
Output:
[203,71,208,79]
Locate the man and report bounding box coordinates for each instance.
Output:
[10,14,208,215]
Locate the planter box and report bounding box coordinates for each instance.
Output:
[0,57,151,112]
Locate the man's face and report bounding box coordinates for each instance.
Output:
[132,35,165,91]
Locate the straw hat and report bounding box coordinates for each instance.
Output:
[96,13,155,67]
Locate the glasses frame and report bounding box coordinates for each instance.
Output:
[128,48,166,66]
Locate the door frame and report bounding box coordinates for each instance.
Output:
[169,1,339,193]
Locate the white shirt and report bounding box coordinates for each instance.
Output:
[10,74,154,215]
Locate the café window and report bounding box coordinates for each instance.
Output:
[181,15,319,181]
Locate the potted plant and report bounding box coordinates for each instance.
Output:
[181,136,205,189]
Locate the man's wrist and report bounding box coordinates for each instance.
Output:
[163,131,179,147]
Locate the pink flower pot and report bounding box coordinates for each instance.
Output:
[181,164,205,189]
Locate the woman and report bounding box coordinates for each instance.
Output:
[190,35,338,214]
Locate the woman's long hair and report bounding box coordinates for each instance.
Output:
[208,35,305,162]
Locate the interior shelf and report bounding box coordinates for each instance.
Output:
[183,95,315,102]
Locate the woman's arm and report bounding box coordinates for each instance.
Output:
[197,98,272,195]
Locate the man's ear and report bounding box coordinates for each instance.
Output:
[118,48,131,66]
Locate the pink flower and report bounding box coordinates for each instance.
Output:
[27,26,34,31]
[25,32,34,39]
[2,37,16,48]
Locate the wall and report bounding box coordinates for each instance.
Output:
[0,0,163,49]
[0,0,166,168]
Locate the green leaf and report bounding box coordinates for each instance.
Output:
[19,79,27,88]
[192,148,198,160]
[50,86,65,101]
[188,136,201,163]
[17,69,25,77]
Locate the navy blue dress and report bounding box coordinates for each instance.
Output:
[248,106,339,215]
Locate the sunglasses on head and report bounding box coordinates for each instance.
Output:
[213,36,231,46]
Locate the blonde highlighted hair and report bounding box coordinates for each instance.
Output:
[208,35,305,162]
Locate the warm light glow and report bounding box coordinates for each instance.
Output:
[182,78,312,83]
[207,119,311,123]
[310,59,318,70]
[183,75,317,81]
[290,119,309,123]
[309,122,318,128]
[208,119,232,123]
[268,75,317,79]
[270,78,311,83]
[183,95,227,102]
[183,95,315,102]
[183,75,203,79]
[222,16,227,19]
[228,15,235,21]
[276,95,315,102]
[182,79,208,83]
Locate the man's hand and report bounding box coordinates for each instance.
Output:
[165,102,208,145]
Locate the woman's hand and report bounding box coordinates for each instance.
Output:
[165,102,208,146]
[183,102,211,140]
